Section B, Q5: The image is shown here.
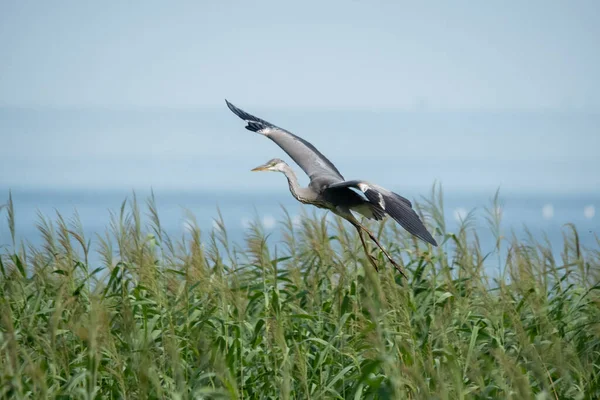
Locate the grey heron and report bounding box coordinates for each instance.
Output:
[226,100,437,277]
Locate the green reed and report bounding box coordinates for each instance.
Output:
[0,186,598,399]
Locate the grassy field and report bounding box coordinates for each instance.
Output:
[0,187,599,399]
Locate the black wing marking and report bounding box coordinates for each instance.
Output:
[322,184,386,221]
[225,99,273,132]
[324,180,437,246]
[225,100,344,183]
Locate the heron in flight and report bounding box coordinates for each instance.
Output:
[226,100,437,277]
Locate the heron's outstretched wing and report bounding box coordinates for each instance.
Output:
[226,100,344,185]
[324,180,438,246]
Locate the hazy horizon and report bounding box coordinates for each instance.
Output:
[1,1,599,195]
[2,107,599,194]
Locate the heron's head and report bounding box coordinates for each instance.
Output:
[251,158,287,173]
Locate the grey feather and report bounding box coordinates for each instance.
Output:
[225,100,344,185]
[324,180,437,246]
[227,100,438,276]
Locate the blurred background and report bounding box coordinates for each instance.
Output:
[1,1,598,251]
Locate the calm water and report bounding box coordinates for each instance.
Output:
[0,188,597,268]
[2,108,599,268]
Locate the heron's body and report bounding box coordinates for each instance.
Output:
[226,100,437,277]
[277,162,380,216]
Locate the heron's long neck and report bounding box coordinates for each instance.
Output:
[281,165,307,202]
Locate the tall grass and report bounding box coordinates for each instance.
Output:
[0,187,598,399]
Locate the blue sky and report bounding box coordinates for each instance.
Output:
[1,1,599,110]
[1,1,599,193]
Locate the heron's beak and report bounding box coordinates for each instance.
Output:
[251,165,269,172]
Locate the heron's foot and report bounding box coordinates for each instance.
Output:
[386,255,407,279]
[366,253,379,272]
[361,227,407,279]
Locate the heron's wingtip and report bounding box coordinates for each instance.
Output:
[225,99,245,117]
[224,100,272,132]
[419,230,438,247]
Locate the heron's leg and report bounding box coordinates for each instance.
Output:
[355,226,379,272]
[356,222,407,279]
